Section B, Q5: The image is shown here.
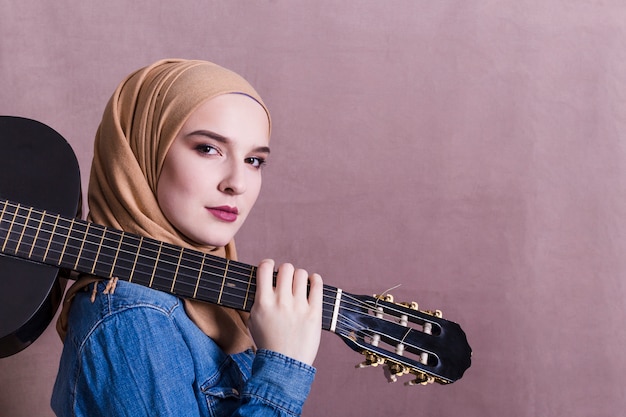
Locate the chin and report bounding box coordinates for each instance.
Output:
[192,231,235,248]
[184,224,240,248]
[194,237,231,248]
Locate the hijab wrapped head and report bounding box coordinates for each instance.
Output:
[90,58,271,247]
[59,59,270,353]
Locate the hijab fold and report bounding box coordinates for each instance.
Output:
[57,59,270,354]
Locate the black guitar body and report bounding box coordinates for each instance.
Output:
[0,116,81,357]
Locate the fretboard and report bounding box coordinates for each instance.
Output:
[0,198,340,331]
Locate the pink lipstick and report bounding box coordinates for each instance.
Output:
[207,206,239,222]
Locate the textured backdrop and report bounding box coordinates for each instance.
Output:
[1,1,625,416]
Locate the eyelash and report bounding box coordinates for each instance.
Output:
[246,157,267,169]
[195,145,267,169]
[195,144,220,155]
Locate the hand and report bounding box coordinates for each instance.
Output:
[248,259,323,366]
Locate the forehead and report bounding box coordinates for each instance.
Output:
[179,94,270,147]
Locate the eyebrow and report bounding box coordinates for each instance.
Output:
[188,129,271,154]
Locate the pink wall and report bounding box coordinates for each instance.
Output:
[2,1,626,416]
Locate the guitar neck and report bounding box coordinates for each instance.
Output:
[0,198,340,331]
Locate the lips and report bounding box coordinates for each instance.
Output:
[207,206,239,223]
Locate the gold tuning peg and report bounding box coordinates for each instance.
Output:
[373,293,394,303]
[383,362,410,383]
[405,371,436,386]
[424,309,443,318]
[387,362,408,376]
[355,352,384,369]
[399,301,419,310]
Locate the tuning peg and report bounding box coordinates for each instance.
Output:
[405,371,436,386]
[373,293,394,303]
[399,301,419,310]
[424,309,443,318]
[355,352,384,369]
[382,362,411,383]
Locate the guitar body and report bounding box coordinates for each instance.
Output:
[0,116,81,357]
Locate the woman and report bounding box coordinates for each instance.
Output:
[51,59,323,417]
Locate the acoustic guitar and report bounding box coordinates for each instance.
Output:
[0,116,471,385]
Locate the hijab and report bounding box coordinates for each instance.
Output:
[57,59,271,354]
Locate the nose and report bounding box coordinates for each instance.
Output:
[218,160,247,195]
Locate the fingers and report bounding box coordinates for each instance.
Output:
[255,259,275,301]
[249,259,323,365]
[257,260,321,303]
[287,265,309,299]
[307,272,323,310]
[274,262,296,296]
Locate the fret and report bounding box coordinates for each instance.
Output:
[0,200,8,250]
[73,222,90,270]
[28,209,46,259]
[59,220,88,270]
[128,235,144,284]
[90,225,107,275]
[14,207,33,254]
[217,259,230,305]
[108,230,124,277]
[57,218,75,266]
[15,207,41,260]
[163,247,197,298]
[131,238,160,288]
[148,242,179,293]
[242,266,255,311]
[112,232,141,282]
[17,208,43,260]
[43,214,61,262]
[1,202,18,253]
[169,247,184,293]
[194,257,227,305]
[193,255,205,299]
[219,261,254,310]
[148,241,163,288]
[31,211,54,262]
[73,223,113,277]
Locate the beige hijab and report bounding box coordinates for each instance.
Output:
[57,59,271,354]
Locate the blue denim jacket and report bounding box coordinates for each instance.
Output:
[51,280,315,416]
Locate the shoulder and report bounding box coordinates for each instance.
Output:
[65,280,183,348]
[53,281,205,416]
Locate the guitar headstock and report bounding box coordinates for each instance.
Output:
[333,291,472,385]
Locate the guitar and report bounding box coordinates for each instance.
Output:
[0,116,471,385]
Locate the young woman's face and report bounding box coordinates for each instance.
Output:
[157,93,270,247]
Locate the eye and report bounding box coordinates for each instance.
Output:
[195,144,220,155]
[245,156,267,169]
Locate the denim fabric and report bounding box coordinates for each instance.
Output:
[51,280,315,417]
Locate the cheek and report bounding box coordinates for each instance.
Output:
[157,158,189,210]
[247,175,263,205]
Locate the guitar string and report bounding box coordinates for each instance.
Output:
[0,204,443,373]
[0,243,436,367]
[0,240,435,349]
[0,226,436,346]
[332,304,441,364]
[331,315,434,362]
[0,203,279,283]
[0,202,438,340]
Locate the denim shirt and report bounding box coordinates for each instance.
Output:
[51,280,315,417]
